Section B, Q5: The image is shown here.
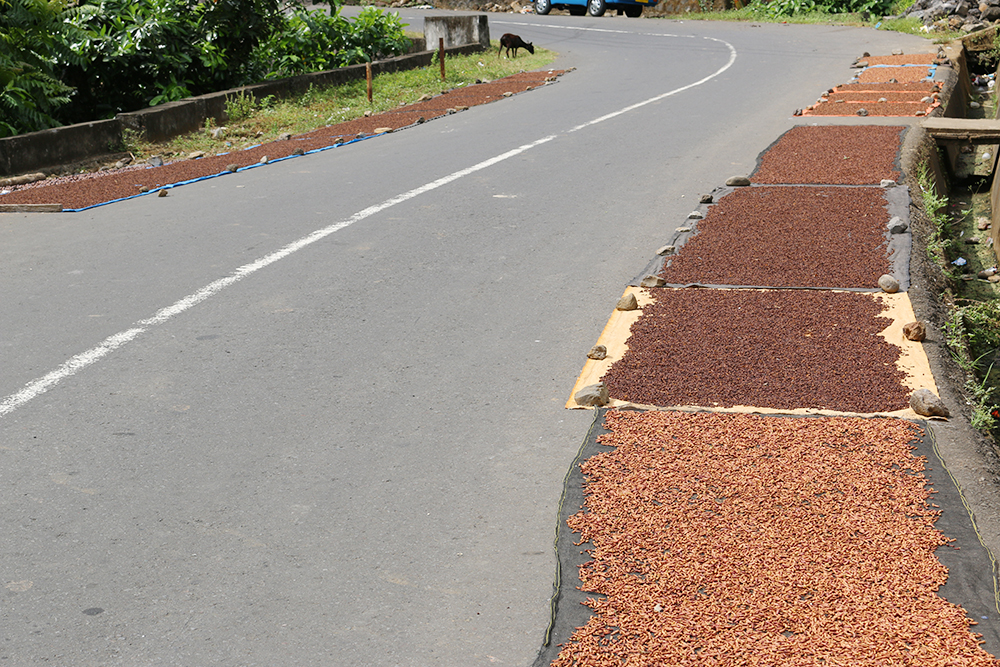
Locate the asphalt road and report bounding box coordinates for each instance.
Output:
[0,15,935,667]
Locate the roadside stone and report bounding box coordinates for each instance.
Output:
[616,293,639,311]
[699,194,713,204]
[688,210,704,219]
[725,175,751,187]
[278,132,293,140]
[446,108,457,114]
[888,216,908,234]
[587,344,607,360]
[139,185,149,192]
[374,127,392,134]
[114,156,132,169]
[502,91,514,97]
[158,189,168,198]
[878,274,900,293]
[910,388,950,417]
[292,148,305,156]
[574,383,609,407]
[187,151,205,160]
[657,245,676,255]
[226,164,238,173]
[640,275,666,288]
[880,179,896,187]
[857,108,869,117]
[418,93,433,101]
[259,156,268,164]
[892,48,904,55]
[903,321,927,341]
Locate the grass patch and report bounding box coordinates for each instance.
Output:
[120,43,556,161]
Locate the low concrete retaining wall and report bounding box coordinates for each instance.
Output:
[425,14,490,49]
[1,40,486,177]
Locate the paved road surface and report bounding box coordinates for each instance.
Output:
[0,15,933,666]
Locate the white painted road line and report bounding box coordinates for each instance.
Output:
[0,37,737,418]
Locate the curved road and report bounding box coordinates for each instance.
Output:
[0,15,933,666]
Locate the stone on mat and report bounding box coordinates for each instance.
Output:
[910,389,950,418]
[616,293,639,311]
[902,321,926,341]
[575,383,609,407]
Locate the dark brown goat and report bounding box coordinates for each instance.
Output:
[498,33,534,58]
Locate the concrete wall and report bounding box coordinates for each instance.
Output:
[424,15,490,50]
[0,42,485,176]
[0,119,121,178]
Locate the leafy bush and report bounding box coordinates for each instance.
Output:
[58,0,285,122]
[250,5,410,80]
[342,7,411,65]
[1,0,410,133]
[0,0,85,136]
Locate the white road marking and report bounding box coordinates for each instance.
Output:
[0,37,737,418]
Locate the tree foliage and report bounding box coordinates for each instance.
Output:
[0,0,85,136]
[250,5,410,80]
[59,0,287,123]
[0,0,411,134]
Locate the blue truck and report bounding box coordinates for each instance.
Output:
[534,0,655,16]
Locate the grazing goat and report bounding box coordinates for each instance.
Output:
[498,33,534,58]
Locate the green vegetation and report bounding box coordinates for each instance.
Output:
[674,0,958,39]
[0,0,87,136]
[115,44,557,161]
[917,162,1000,435]
[0,0,412,136]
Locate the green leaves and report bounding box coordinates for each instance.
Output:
[0,0,411,135]
[249,5,410,80]
[0,0,82,135]
[749,0,894,18]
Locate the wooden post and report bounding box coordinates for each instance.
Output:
[439,37,445,82]
[366,62,373,103]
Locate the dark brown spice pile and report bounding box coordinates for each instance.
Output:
[552,410,995,666]
[752,125,903,185]
[0,71,561,211]
[658,186,891,288]
[601,288,911,413]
